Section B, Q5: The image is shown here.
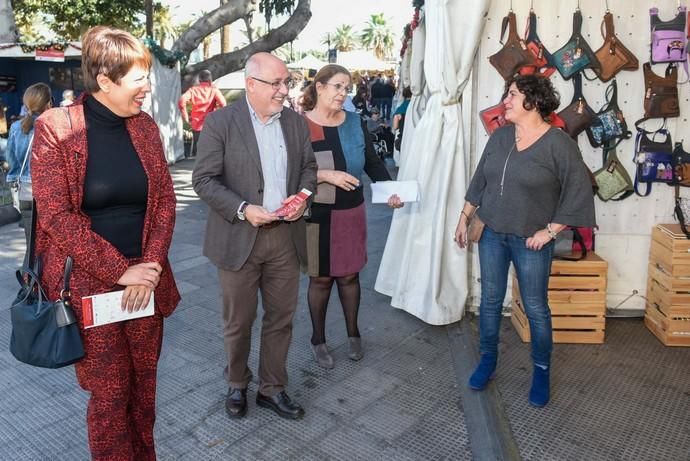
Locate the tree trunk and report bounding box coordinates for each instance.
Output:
[145,0,154,38]
[0,0,18,43]
[179,0,311,91]
[220,0,231,53]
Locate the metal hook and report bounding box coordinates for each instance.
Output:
[576,0,581,11]
[530,0,534,12]
[509,0,513,12]
[605,0,610,12]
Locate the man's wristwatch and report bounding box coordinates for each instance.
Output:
[237,201,249,221]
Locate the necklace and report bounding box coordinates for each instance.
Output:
[499,142,516,197]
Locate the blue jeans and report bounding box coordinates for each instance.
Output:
[478,226,554,367]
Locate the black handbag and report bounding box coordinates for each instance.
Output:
[585,79,632,148]
[9,202,84,369]
[633,125,673,197]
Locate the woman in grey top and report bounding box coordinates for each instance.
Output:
[454,74,595,407]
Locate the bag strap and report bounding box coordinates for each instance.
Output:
[17,133,34,182]
[573,10,583,35]
[571,72,584,102]
[602,12,615,39]
[633,129,653,197]
[674,184,690,239]
[525,11,538,41]
[500,12,520,44]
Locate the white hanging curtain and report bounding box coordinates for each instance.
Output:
[375,0,492,325]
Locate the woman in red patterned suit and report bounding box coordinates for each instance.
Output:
[30,26,180,460]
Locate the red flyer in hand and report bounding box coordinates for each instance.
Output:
[274,188,313,218]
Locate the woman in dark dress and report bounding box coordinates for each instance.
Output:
[301,65,402,369]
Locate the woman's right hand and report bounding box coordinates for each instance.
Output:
[454,216,469,249]
[117,262,162,289]
[321,170,360,191]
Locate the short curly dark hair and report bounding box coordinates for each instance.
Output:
[503,74,560,119]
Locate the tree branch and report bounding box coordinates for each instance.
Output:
[171,0,259,56]
[181,0,311,90]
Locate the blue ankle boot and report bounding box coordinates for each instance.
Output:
[468,354,497,390]
[529,364,550,407]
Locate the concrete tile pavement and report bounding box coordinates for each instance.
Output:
[0,160,473,460]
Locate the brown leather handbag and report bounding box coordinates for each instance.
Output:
[642,62,680,119]
[557,73,596,139]
[489,12,538,80]
[593,12,639,82]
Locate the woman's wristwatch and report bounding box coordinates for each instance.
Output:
[546,223,558,240]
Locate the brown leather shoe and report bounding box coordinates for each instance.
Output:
[256,391,304,420]
[225,387,247,419]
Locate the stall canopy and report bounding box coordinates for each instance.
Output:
[336,50,395,71]
[287,54,328,70]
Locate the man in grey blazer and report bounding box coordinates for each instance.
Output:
[192,52,317,420]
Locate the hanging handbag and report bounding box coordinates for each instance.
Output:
[641,62,680,119]
[672,142,690,238]
[9,203,84,369]
[593,143,634,201]
[553,227,590,261]
[650,6,688,65]
[479,102,508,135]
[593,11,640,82]
[489,11,539,80]
[479,100,565,136]
[552,10,601,80]
[585,79,632,148]
[557,73,596,139]
[633,125,673,196]
[522,10,557,78]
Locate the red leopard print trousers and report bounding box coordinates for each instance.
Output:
[75,314,164,461]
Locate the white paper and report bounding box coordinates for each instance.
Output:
[82,290,154,329]
[370,180,420,203]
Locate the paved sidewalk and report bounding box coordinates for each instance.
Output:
[0,160,473,460]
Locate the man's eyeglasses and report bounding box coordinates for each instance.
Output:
[250,76,296,91]
[325,82,353,94]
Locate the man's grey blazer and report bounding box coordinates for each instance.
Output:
[192,97,317,271]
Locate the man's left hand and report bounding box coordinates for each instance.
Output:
[281,194,307,222]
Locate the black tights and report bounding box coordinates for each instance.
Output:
[308,273,361,345]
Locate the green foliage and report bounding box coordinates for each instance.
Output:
[11,0,146,41]
[360,13,394,60]
[322,24,358,52]
[258,0,296,29]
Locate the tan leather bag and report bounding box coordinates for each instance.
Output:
[593,12,639,82]
[489,12,539,80]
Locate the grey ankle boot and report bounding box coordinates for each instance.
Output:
[348,337,363,361]
[311,343,334,369]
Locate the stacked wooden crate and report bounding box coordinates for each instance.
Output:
[645,224,690,347]
[511,253,608,344]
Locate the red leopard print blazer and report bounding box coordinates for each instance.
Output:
[31,99,180,318]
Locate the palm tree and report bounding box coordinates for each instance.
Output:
[153,4,177,47]
[360,13,394,60]
[322,24,357,52]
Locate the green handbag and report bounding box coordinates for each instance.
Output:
[593,143,634,201]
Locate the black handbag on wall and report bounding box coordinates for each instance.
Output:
[9,202,84,369]
[585,79,632,148]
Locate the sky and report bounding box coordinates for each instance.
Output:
[161,0,414,55]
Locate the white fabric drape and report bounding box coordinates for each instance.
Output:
[145,58,185,164]
[375,0,491,325]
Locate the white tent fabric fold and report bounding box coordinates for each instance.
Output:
[375,0,491,325]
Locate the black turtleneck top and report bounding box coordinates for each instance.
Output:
[82,96,148,258]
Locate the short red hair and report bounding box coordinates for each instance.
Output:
[81,26,152,93]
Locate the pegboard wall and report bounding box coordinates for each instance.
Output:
[468,0,690,311]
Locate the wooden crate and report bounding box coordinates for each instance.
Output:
[645,302,690,347]
[511,252,608,344]
[645,224,690,347]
